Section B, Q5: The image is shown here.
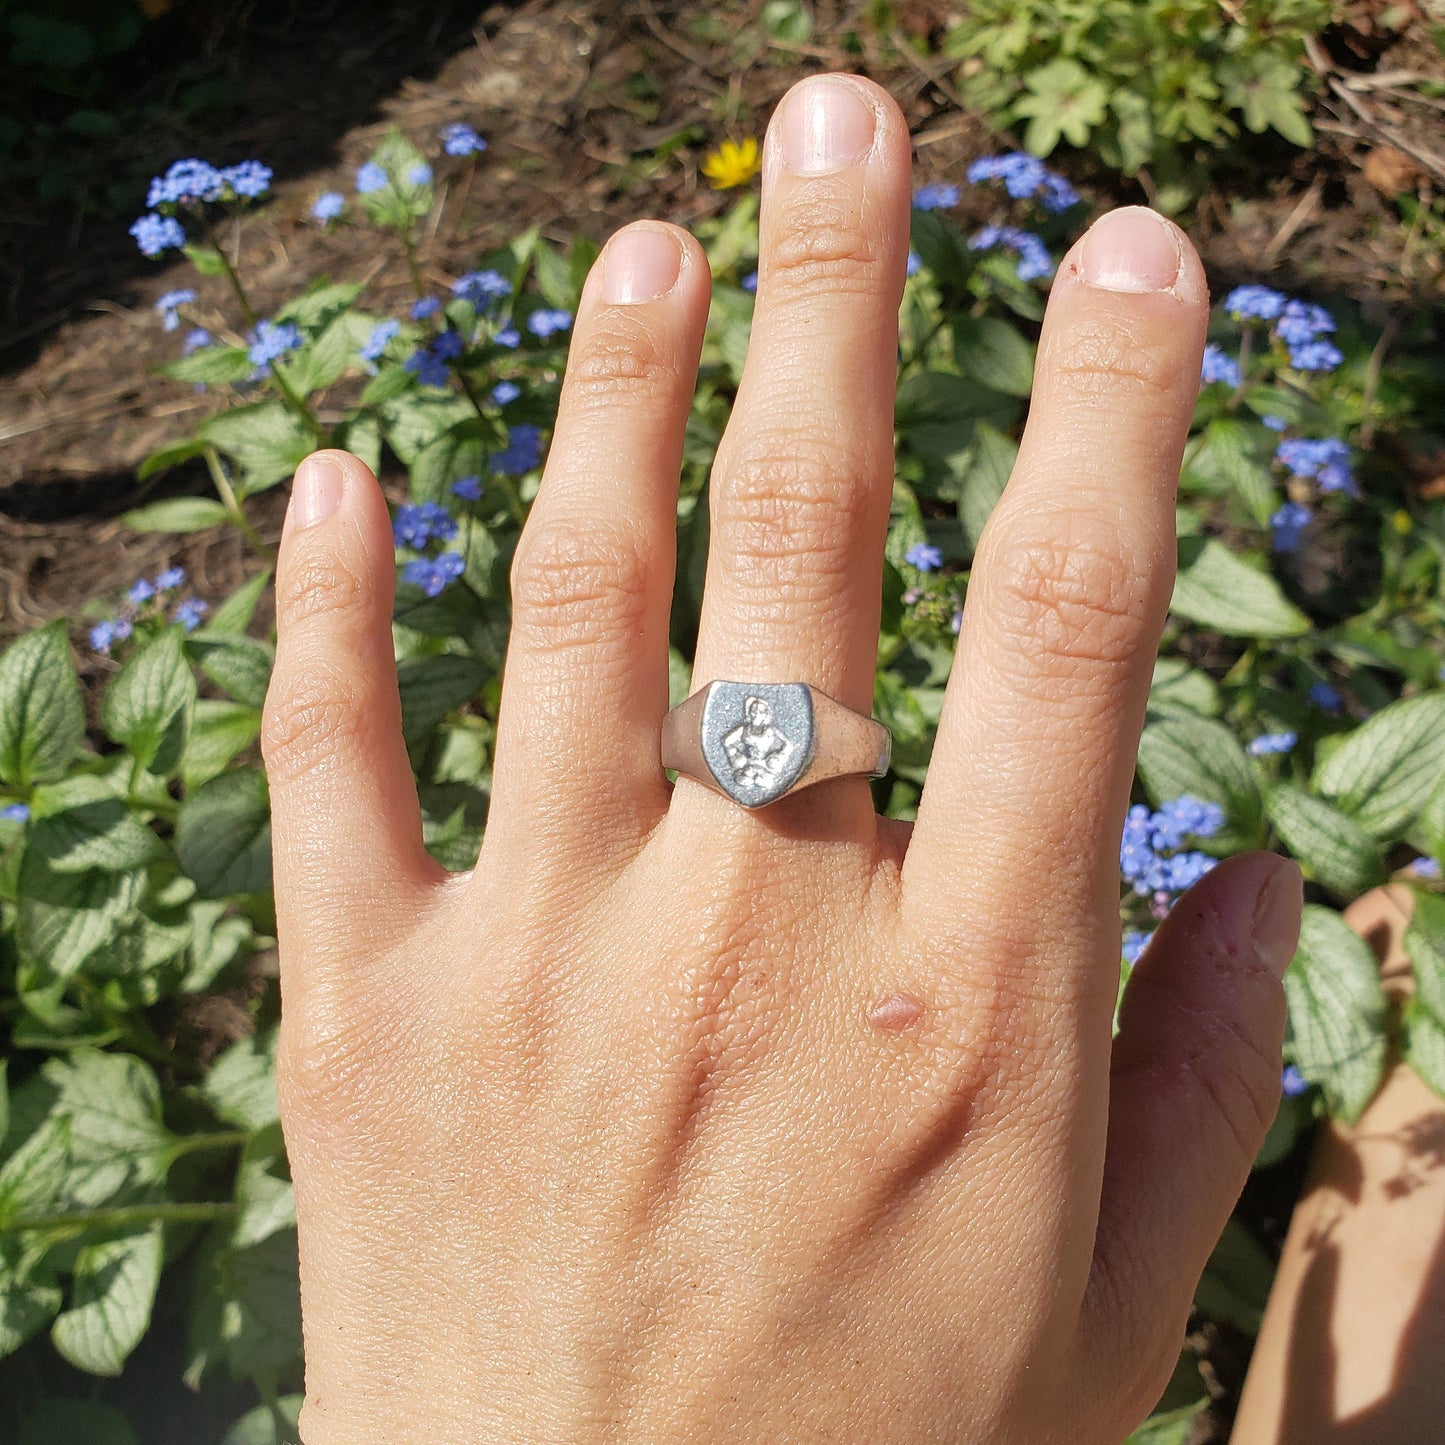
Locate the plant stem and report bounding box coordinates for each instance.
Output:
[207,223,259,328]
[166,1130,250,1161]
[6,1201,236,1234]
[401,225,428,298]
[453,370,526,526]
[205,447,276,560]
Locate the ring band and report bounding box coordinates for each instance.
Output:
[662,680,891,809]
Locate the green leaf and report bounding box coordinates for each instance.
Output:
[19,1401,139,1445]
[182,243,228,277]
[1125,1400,1209,1445]
[29,784,166,873]
[0,1240,62,1358]
[1403,1000,1445,1101]
[183,700,263,789]
[205,569,272,636]
[180,902,255,993]
[187,1225,302,1382]
[1136,714,1261,850]
[0,1118,70,1222]
[175,769,272,899]
[952,314,1035,397]
[1171,536,1309,638]
[273,280,364,332]
[162,344,254,386]
[285,310,376,396]
[101,628,195,776]
[136,438,210,482]
[958,422,1018,553]
[122,497,230,534]
[17,857,146,978]
[397,654,487,750]
[1312,693,1445,842]
[895,370,1018,465]
[186,635,274,709]
[201,403,314,495]
[1148,657,1221,717]
[219,1397,303,1445]
[1266,785,1387,899]
[1192,419,1276,528]
[1285,904,1389,1121]
[0,622,86,787]
[51,1226,163,1375]
[201,1030,280,1132]
[1195,1218,1274,1336]
[231,1123,295,1250]
[1404,892,1445,1022]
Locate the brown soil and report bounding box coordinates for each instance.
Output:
[2,3,1444,1437]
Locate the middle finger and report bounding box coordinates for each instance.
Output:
[688,76,911,746]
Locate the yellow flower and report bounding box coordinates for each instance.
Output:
[702,138,761,190]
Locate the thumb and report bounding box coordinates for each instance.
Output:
[1081,851,1302,1402]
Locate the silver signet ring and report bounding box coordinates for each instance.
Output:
[661,680,892,809]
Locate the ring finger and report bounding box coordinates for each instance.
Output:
[683,75,911,818]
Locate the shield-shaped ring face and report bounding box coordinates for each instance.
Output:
[700,682,817,808]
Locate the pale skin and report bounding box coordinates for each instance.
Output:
[264,76,1304,1442]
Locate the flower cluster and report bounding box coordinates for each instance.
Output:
[359,318,401,371]
[453,269,512,307]
[131,157,272,257]
[404,329,464,387]
[913,182,960,212]
[392,502,458,550]
[968,225,1052,282]
[966,153,1079,212]
[393,503,464,598]
[491,424,542,476]
[1119,795,1225,961]
[88,567,206,653]
[1223,285,1343,374]
[527,308,573,340]
[403,552,467,597]
[155,290,197,332]
[1248,731,1297,756]
[1268,436,1357,553]
[1276,437,1355,496]
[247,319,303,376]
[441,122,487,156]
[1200,342,1240,388]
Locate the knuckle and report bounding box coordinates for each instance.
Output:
[769,189,881,295]
[262,664,366,783]
[714,442,877,595]
[566,310,677,408]
[509,518,651,646]
[1046,313,1190,408]
[275,549,368,632]
[1183,1005,1283,1158]
[981,512,1157,676]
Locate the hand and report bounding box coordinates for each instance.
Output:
[263,75,1302,1443]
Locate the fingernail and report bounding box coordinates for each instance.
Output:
[1251,860,1303,979]
[1079,207,1182,293]
[778,76,875,175]
[603,226,682,304]
[292,453,345,529]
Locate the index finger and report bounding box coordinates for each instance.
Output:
[904,208,1208,1003]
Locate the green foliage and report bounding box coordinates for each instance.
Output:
[4,99,1445,1443]
[942,0,1329,187]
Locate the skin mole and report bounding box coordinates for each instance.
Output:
[869,991,924,1031]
